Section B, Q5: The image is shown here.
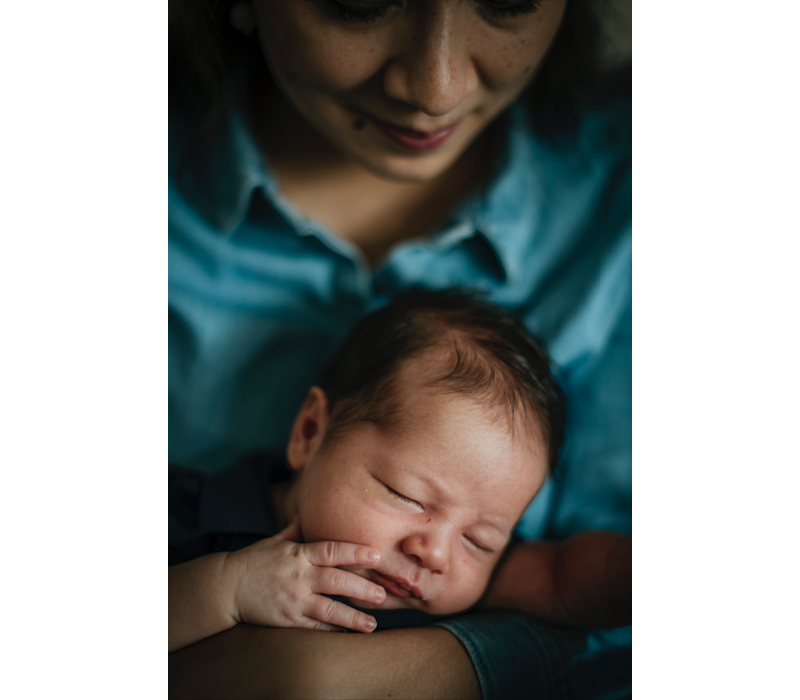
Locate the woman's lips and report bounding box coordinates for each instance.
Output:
[369,117,460,153]
[371,572,422,599]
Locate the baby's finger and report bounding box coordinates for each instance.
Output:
[314,566,386,606]
[306,595,378,634]
[304,540,380,568]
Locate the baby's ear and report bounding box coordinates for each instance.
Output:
[286,387,330,472]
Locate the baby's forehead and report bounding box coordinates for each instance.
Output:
[387,343,546,447]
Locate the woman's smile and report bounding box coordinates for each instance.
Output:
[361,114,462,153]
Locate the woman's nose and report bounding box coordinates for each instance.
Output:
[401,527,450,575]
[382,4,479,117]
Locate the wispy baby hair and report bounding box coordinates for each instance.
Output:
[317,289,566,471]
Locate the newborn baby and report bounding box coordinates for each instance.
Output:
[169,290,608,652]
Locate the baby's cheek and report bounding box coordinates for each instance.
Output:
[428,570,491,615]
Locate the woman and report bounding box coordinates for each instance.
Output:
[169,1,631,697]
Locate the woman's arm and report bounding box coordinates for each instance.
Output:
[481,532,632,628]
[169,624,480,700]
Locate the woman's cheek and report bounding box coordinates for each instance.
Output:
[477,49,541,93]
[473,9,563,91]
[261,19,386,93]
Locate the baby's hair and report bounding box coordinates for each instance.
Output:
[317,289,566,471]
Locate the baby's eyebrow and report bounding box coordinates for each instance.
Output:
[404,468,450,503]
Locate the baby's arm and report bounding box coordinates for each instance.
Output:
[169,517,387,652]
[480,531,631,628]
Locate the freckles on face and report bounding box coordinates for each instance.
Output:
[254,2,386,95]
[469,8,563,95]
[251,0,566,183]
[260,3,556,87]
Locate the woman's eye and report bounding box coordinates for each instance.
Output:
[324,0,540,24]
[324,0,393,23]
[477,0,542,20]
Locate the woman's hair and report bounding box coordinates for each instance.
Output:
[315,289,567,472]
[169,0,631,140]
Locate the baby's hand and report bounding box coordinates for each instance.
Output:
[226,516,386,634]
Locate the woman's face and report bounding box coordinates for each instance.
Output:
[252,0,566,183]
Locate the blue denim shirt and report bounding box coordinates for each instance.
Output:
[169,96,631,698]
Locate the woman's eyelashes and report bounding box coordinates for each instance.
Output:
[324,0,543,24]
[478,0,543,19]
[324,0,394,23]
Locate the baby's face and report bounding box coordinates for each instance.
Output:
[290,361,549,615]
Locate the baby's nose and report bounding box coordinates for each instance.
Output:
[400,530,450,575]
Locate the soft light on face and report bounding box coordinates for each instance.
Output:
[252,0,567,183]
[286,356,549,615]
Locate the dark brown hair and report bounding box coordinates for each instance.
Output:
[316,289,566,471]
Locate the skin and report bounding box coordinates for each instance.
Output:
[283,348,549,615]
[250,0,567,262]
[169,624,481,699]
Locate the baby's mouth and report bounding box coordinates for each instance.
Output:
[370,572,422,600]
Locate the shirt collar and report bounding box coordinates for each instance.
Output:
[171,93,275,236]
[451,104,545,283]
[175,97,545,280]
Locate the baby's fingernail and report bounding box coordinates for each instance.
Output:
[364,618,377,632]
[366,550,380,563]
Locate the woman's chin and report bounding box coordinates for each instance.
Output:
[345,147,462,184]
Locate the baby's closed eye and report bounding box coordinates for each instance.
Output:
[385,484,418,505]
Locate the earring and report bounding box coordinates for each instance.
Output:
[230,2,255,36]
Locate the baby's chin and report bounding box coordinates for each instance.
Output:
[341,594,420,611]
[342,590,476,616]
